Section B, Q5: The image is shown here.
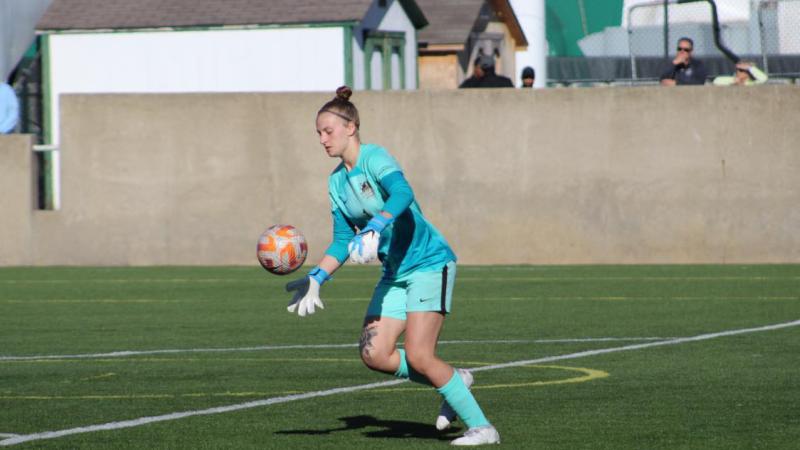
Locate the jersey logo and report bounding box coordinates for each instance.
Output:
[360,181,375,198]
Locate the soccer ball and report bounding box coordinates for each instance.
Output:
[256,224,308,275]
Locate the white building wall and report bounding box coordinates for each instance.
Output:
[511,0,547,88]
[47,27,345,144]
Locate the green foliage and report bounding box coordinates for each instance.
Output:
[1,265,798,448]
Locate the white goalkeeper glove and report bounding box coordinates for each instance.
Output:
[348,215,392,264]
[286,267,329,317]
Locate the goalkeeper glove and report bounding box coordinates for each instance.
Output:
[348,215,392,264]
[286,266,329,317]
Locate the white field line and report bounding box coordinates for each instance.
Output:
[1,319,798,447]
[0,338,672,362]
[0,436,17,439]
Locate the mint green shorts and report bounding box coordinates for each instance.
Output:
[365,261,456,321]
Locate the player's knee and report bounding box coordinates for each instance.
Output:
[358,327,388,371]
[359,346,390,372]
[404,348,434,374]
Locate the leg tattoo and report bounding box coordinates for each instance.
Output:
[359,326,378,358]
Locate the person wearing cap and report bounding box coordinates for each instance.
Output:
[520,66,535,88]
[712,61,768,86]
[459,54,514,89]
[459,57,485,88]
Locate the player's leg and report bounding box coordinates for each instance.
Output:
[404,262,499,445]
[358,314,405,374]
[405,311,497,445]
[359,277,429,383]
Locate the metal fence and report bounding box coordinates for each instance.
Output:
[628,0,800,81]
[547,0,800,85]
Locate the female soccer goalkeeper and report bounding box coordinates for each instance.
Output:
[285,86,499,446]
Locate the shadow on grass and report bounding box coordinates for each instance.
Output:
[275,415,462,441]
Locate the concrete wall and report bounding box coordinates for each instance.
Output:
[0,134,34,265]
[3,86,800,266]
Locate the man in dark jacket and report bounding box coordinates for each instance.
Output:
[660,37,707,86]
[459,55,514,88]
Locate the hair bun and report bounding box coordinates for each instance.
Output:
[335,86,353,102]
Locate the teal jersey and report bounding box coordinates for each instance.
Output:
[328,143,456,278]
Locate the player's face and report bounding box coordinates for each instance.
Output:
[316,112,354,158]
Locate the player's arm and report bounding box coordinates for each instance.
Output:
[286,208,355,316]
[378,171,414,218]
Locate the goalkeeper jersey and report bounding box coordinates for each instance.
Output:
[327,143,456,278]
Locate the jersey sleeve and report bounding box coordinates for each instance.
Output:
[379,171,415,218]
[365,146,402,181]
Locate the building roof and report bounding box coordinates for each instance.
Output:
[416,0,526,47]
[37,0,427,31]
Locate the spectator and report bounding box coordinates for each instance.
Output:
[459,54,514,88]
[713,61,768,86]
[0,81,19,134]
[459,57,485,88]
[521,66,535,88]
[660,37,707,86]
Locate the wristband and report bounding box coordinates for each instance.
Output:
[365,214,393,234]
[308,266,331,286]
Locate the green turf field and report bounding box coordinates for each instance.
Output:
[1,265,799,449]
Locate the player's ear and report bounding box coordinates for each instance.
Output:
[345,120,357,137]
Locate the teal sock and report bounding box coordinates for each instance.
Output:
[393,349,432,386]
[437,370,490,429]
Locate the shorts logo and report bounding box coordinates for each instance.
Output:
[361,181,375,198]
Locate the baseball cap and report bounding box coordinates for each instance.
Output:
[477,54,495,69]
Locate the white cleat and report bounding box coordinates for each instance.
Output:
[450,425,501,446]
[436,368,475,430]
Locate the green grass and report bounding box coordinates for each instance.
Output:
[1,265,799,449]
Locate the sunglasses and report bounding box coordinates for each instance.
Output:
[736,67,749,72]
[677,47,693,52]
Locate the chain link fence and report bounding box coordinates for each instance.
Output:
[628,0,800,82]
[547,0,800,86]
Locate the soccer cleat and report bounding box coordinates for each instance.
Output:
[436,368,474,430]
[450,425,501,446]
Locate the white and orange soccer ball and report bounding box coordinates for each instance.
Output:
[256,225,308,275]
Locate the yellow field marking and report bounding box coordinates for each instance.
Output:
[3,357,363,364]
[0,363,606,401]
[371,365,608,393]
[79,373,116,381]
[1,275,798,285]
[479,296,799,302]
[3,295,795,305]
[0,279,240,284]
[298,295,799,303]
[2,299,184,304]
[457,276,800,282]
[0,391,303,401]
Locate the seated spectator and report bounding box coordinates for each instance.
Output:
[459,55,514,89]
[660,37,707,86]
[521,66,535,88]
[713,61,768,86]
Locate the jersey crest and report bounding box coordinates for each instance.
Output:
[360,181,375,198]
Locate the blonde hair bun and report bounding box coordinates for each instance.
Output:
[335,86,353,102]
